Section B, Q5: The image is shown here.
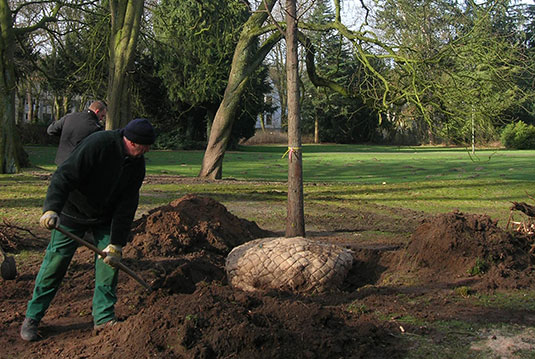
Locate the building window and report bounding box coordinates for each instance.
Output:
[266,113,272,126]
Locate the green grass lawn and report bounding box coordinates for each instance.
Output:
[151,145,535,184]
[24,144,535,183]
[3,144,535,228]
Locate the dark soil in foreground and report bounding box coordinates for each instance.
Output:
[1,192,535,359]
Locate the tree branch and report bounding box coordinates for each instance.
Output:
[297,31,349,97]
[14,2,62,35]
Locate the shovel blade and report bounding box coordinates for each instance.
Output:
[1,256,17,280]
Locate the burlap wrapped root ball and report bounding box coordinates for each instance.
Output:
[226,237,354,293]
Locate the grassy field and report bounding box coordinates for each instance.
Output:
[25,144,535,183]
[9,144,535,228]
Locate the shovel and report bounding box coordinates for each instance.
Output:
[54,226,152,292]
[0,245,17,280]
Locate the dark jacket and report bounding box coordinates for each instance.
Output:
[43,130,146,246]
[47,110,103,165]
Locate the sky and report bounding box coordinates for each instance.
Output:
[338,0,535,29]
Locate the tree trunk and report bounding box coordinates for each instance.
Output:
[62,96,69,117]
[78,94,88,112]
[26,86,33,123]
[33,88,41,124]
[285,0,305,237]
[314,115,319,143]
[16,86,24,124]
[273,42,288,129]
[259,112,265,131]
[198,0,280,179]
[199,83,243,179]
[0,0,28,173]
[106,0,144,130]
[205,106,217,142]
[53,96,60,120]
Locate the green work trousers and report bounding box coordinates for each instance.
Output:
[25,223,118,326]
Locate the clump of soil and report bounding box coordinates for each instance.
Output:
[127,194,273,258]
[402,210,535,289]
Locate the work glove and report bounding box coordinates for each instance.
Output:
[101,244,122,268]
[39,210,59,230]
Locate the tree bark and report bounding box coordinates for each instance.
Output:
[16,87,24,124]
[285,0,305,237]
[314,115,319,143]
[259,112,266,131]
[26,88,33,123]
[106,0,144,130]
[205,106,217,142]
[198,0,280,179]
[62,96,69,117]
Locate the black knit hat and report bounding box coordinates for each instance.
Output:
[123,118,156,145]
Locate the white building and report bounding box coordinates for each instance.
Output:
[255,87,282,131]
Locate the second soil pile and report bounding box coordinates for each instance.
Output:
[402,210,535,289]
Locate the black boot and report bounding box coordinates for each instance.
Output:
[93,319,119,333]
[20,317,40,341]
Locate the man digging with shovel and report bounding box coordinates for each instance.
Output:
[20,118,156,341]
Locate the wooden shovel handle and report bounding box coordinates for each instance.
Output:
[54,226,152,292]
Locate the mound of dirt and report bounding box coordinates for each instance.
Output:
[403,210,535,289]
[123,194,275,295]
[126,194,273,258]
[90,285,398,359]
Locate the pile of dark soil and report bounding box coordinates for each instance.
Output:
[93,285,397,359]
[402,210,535,289]
[127,194,272,257]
